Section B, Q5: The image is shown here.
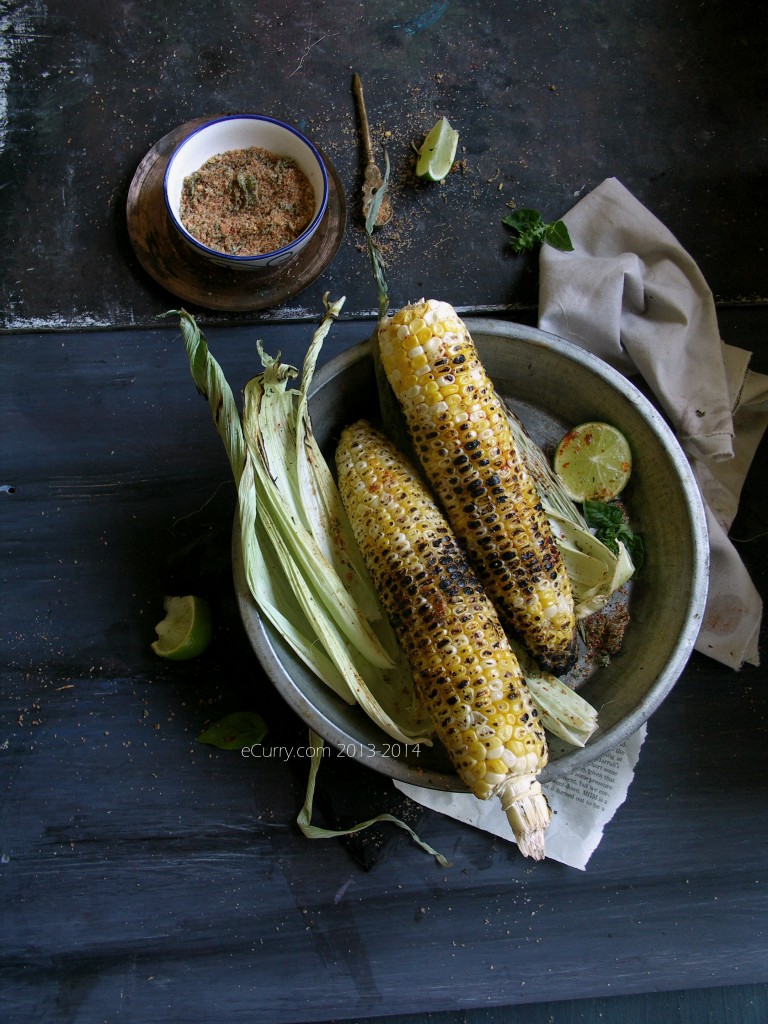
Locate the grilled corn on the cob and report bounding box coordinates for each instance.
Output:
[336,419,551,859]
[377,299,577,674]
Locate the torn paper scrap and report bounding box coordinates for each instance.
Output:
[394,725,647,870]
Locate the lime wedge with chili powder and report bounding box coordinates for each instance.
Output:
[553,422,633,503]
[152,595,213,661]
[416,117,459,182]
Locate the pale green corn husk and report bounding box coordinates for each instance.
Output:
[549,514,635,618]
[504,406,635,616]
[296,730,449,866]
[294,322,382,622]
[176,306,349,698]
[172,300,433,746]
[236,454,345,697]
[242,365,392,671]
[509,639,598,747]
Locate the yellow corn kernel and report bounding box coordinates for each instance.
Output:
[378,299,577,674]
[336,419,551,860]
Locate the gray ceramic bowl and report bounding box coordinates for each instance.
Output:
[233,320,709,787]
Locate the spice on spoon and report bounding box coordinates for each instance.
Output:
[180,146,316,255]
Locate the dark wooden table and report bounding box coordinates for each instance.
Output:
[2,2,767,1022]
[3,310,767,1023]
[0,0,766,328]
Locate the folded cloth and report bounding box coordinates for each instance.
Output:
[539,177,767,669]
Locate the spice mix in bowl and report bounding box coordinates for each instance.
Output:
[163,114,329,270]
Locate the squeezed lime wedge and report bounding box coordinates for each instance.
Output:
[553,422,633,503]
[416,116,459,182]
[151,595,213,661]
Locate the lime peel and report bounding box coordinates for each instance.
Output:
[416,116,459,182]
[553,421,633,503]
[152,594,213,661]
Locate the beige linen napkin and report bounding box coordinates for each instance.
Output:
[539,177,767,668]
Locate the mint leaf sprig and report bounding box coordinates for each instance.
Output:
[502,208,574,254]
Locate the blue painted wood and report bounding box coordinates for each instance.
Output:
[1,310,766,1023]
[325,982,768,1023]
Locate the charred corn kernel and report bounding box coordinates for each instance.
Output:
[336,419,551,859]
[378,299,577,674]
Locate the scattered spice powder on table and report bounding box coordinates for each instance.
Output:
[179,146,316,256]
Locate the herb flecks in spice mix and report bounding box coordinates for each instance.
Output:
[180,146,316,256]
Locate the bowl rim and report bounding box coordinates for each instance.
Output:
[162,113,330,264]
[234,320,710,789]
[461,319,710,781]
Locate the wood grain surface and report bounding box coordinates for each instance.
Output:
[2,310,766,1023]
[0,0,765,329]
[1,1,767,1019]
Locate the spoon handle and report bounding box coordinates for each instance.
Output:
[352,73,375,165]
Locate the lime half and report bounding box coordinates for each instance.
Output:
[152,595,213,661]
[553,422,633,503]
[416,116,459,182]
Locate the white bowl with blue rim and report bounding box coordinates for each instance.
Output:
[163,114,329,271]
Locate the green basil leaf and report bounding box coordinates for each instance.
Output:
[544,219,574,252]
[621,530,645,573]
[198,711,268,750]
[583,499,623,530]
[502,208,544,231]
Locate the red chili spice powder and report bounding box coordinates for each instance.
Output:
[179,146,316,256]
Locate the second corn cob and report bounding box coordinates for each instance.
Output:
[377,299,577,674]
[336,419,551,859]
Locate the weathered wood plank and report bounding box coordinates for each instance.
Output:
[1,312,766,1024]
[0,0,765,329]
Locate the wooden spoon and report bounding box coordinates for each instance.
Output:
[352,73,392,228]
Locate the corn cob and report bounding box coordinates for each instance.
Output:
[377,299,577,674]
[336,419,551,859]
